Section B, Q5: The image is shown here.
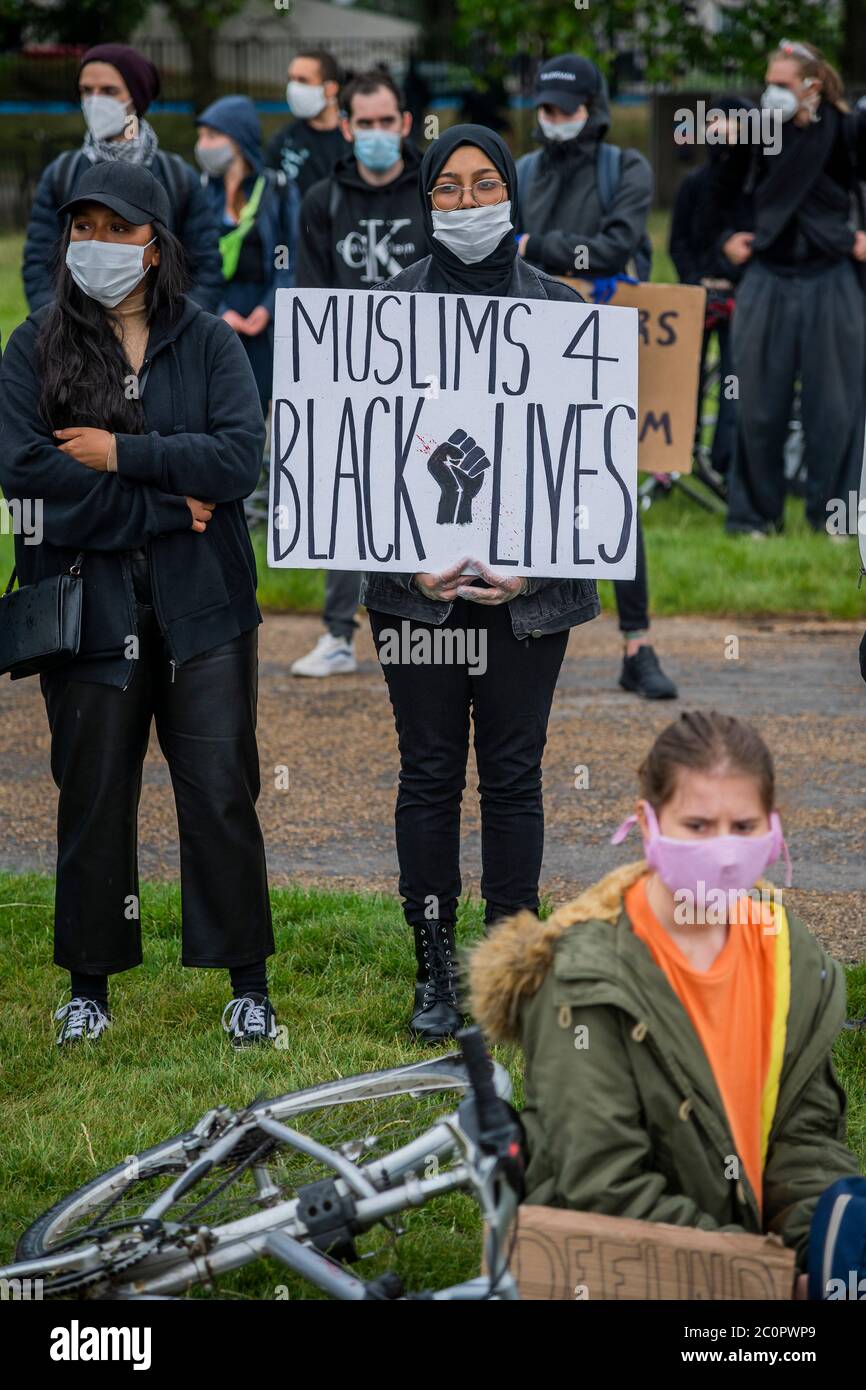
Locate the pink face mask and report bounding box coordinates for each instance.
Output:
[610,800,792,899]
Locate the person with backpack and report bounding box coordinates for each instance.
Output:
[669,95,755,479]
[0,163,277,1050]
[264,48,345,198]
[469,710,862,1275]
[195,95,300,415]
[700,40,866,537]
[291,69,426,679]
[516,54,677,701]
[22,44,222,315]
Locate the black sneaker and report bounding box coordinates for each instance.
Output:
[619,645,678,700]
[221,993,279,1049]
[55,997,112,1047]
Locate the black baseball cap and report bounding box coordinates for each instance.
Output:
[58,161,171,226]
[533,54,601,114]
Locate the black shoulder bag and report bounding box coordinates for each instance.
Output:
[0,553,85,680]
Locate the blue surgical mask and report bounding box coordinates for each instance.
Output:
[354,130,402,173]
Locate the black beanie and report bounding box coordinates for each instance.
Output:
[79,44,161,116]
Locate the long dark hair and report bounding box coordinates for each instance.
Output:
[37,217,189,433]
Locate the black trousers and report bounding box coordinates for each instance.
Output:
[41,605,274,975]
[612,512,649,633]
[727,258,866,532]
[369,599,569,931]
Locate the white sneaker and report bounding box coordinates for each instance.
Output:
[290,632,357,678]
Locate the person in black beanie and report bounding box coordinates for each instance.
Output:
[1,162,276,1049]
[360,125,601,1042]
[22,43,223,314]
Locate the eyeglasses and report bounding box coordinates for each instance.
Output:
[428,178,508,212]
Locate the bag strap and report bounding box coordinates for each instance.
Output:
[516,150,541,209]
[596,142,622,214]
[50,150,83,215]
[2,552,84,599]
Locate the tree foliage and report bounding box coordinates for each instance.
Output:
[455,0,843,83]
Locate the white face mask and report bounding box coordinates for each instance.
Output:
[195,140,235,177]
[82,93,131,141]
[761,84,800,122]
[286,80,327,120]
[538,112,587,142]
[66,236,156,308]
[431,200,514,265]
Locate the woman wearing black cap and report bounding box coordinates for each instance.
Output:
[359,125,600,1043]
[0,161,277,1049]
[22,43,223,315]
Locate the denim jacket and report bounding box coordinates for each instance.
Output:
[358,255,601,640]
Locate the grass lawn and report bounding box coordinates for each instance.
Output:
[1,872,865,1297]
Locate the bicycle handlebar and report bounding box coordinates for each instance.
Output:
[456,1026,507,1143]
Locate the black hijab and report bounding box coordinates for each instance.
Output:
[420,123,518,295]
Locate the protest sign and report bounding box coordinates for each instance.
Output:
[560,279,707,475]
[484,1205,796,1300]
[268,287,638,579]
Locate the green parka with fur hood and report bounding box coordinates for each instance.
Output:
[468,861,861,1271]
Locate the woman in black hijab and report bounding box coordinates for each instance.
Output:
[359,124,601,1042]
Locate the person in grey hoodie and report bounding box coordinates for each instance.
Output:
[516,54,677,702]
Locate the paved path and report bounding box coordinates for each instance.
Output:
[1,612,864,961]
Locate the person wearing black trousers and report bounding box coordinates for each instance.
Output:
[515,54,677,700]
[360,125,602,1043]
[669,95,754,479]
[0,162,276,1049]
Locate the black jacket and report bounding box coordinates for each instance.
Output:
[22,149,224,314]
[296,144,426,290]
[517,75,653,279]
[264,119,346,197]
[359,255,601,639]
[0,299,265,686]
[669,161,754,285]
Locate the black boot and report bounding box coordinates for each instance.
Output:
[409,921,463,1043]
[619,644,678,700]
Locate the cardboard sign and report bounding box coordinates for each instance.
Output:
[560,280,707,475]
[489,1205,796,1300]
[268,288,638,579]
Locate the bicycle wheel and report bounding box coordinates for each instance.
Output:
[14,1054,500,1295]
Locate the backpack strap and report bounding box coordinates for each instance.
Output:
[596,142,622,214]
[154,151,191,231]
[516,150,541,210]
[328,178,341,224]
[50,150,85,217]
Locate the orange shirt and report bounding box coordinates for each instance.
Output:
[624,874,777,1212]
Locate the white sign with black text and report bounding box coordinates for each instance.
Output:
[268,288,638,579]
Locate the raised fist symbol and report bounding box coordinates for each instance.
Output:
[427,429,491,525]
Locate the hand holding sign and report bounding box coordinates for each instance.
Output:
[413,556,471,601]
[428,429,491,525]
[455,558,528,605]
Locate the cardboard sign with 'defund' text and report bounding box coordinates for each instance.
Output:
[486,1205,796,1300]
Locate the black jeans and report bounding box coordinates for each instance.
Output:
[612,512,649,633]
[369,599,569,931]
[41,605,274,974]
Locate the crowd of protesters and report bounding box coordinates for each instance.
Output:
[0,35,864,1288]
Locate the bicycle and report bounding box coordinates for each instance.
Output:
[0,1029,523,1301]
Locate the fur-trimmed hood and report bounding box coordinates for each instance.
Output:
[467,860,648,1044]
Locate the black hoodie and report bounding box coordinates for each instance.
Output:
[296,142,427,289]
[0,299,265,686]
[519,73,653,279]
